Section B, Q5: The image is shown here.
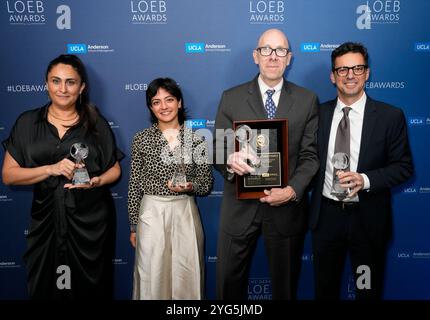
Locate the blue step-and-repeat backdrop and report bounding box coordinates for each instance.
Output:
[1,0,429,300]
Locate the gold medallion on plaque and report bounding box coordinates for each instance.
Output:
[254,133,269,151]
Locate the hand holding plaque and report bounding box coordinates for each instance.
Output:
[70,142,91,185]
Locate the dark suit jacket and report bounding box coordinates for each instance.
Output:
[214,76,319,237]
[309,96,414,244]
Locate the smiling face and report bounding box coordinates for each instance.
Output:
[46,63,85,110]
[330,52,369,105]
[150,88,181,128]
[253,29,292,88]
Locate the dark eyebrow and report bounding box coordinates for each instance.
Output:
[49,76,79,81]
[152,95,175,102]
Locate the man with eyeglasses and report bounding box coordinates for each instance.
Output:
[310,42,413,299]
[214,28,319,299]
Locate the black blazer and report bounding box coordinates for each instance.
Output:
[214,76,319,237]
[309,96,414,243]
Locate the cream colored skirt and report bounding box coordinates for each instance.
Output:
[132,195,204,300]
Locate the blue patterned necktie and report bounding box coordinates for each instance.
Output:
[265,89,276,119]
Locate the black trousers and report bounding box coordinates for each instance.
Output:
[312,197,387,300]
[216,206,305,300]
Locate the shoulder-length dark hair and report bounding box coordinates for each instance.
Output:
[145,78,187,125]
[45,54,97,131]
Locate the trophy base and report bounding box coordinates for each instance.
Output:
[330,191,349,201]
[72,168,91,185]
[171,173,187,188]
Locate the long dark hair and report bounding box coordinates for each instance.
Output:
[45,54,97,131]
[145,78,187,125]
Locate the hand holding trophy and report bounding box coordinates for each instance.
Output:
[330,152,350,200]
[70,142,91,185]
[235,124,262,169]
[168,160,193,192]
[171,162,187,188]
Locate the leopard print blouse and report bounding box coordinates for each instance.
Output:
[127,123,213,228]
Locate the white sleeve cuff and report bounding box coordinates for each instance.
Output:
[360,173,370,190]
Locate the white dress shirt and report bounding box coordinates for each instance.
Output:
[258,76,283,111]
[322,92,370,202]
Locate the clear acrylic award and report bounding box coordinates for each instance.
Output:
[330,152,350,199]
[235,124,261,168]
[171,162,187,187]
[70,142,91,185]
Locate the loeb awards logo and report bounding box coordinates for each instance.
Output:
[365,81,405,89]
[248,278,272,300]
[6,0,46,24]
[6,1,71,29]
[130,0,167,24]
[356,0,400,30]
[248,0,285,24]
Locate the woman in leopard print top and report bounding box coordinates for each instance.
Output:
[128,78,213,300]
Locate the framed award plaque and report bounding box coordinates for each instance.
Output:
[233,119,288,199]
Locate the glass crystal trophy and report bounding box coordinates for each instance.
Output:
[330,152,350,199]
[235,124,261,168]
[171,162,187,187]
[70,142,91,185]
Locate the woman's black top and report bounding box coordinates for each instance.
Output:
[3,105,123,300]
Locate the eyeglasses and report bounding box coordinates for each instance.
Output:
[333,65,368,77]
[256,47,290,57]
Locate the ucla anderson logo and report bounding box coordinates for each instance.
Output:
[185,43,205,53]
[67,44,114,54]
[414,42,430,52]
[301,43,339,53]
[403,187,417,194]
[67,44,87,54]
[408,117,425,126]
[185,119,206,129]
[301,43,320,53]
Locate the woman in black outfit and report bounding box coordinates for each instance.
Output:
[2,54,123,300]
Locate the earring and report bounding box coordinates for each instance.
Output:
[79,93,82,105]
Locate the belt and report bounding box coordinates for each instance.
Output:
[322,196,359,210]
